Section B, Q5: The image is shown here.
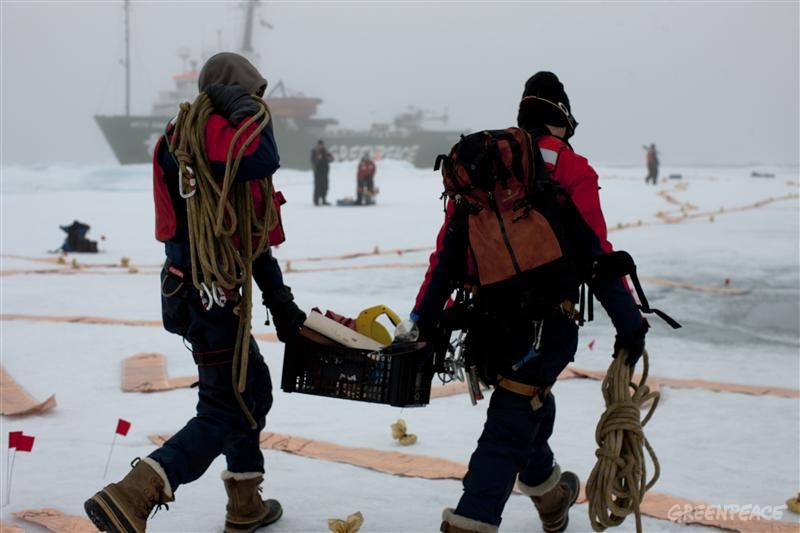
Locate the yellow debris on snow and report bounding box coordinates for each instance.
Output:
[787,493,800,514]
[328,511,364,533]
[390,418,418,446]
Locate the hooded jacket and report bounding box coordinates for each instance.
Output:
[152,52,284,293]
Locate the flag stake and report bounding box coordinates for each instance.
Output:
[103,433,118,479]
[4,450,17,506]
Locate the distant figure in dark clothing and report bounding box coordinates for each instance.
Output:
[311,140,334,205]
[58,220,98,253]
[356,152,377,205]
[644,143,659,185]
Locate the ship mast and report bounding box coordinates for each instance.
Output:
[123,0,130,116]
[241,0,256,53]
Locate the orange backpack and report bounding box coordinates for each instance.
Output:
[434,127,575,289]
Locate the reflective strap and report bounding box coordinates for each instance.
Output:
[540,148,559,167]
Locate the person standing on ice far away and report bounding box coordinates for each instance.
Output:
[356,152,377,205]
[311,139,334,205]
[644,143,659,185]
[84,52,306,533]
[395,71,649,533]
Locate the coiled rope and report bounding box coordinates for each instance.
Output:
[168,92,275,429]
[586,349,660,533]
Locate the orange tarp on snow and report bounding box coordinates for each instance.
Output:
[0,313,161,328]
[121,353,196,392]
[13,508,95,533]
[150,431,467,480]
[148,431,798,532]
[561,367,800,399]
[0,521,25,532]
[0,366,56,416]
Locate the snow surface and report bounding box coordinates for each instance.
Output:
[1,159,799,532]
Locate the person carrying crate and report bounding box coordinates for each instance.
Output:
[397,72,649,533]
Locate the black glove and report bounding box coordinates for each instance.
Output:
[204,84,259,126]
[613,320,650,367]
[264,286,306,343]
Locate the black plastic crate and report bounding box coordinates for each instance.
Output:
[282,328,433,407]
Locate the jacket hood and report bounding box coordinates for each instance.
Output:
[198,52,267,95]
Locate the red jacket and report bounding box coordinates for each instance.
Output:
[357,160,376,180]
[153,113,280,244]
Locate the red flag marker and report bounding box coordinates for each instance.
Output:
[15,435,34,452]
[8,431,22,449]
[587,339,596,351]
[105,419,131,478]
[116,419,131,436]
[6,431,23,504]
[6,433,34,505]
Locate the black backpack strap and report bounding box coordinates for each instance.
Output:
[591,251,681,329]
[627,269,682,329]
[528,132,554,190]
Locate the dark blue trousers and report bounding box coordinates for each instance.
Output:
[153,267,274,492]
[455,313,578,526]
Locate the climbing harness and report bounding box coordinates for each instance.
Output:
[586,349,660,533]
[166,92,275,429]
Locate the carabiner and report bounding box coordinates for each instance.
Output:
[179,165,197,199]
[212,281,227,307]
[199,282,214,311]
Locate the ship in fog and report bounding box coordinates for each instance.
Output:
[94,1,463,170]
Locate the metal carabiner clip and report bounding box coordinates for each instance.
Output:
[179,165,197,199]
[211,281,227,307]
[199,282,214,311]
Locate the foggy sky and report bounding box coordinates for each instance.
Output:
[1,1,798,166]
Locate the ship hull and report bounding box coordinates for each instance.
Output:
[95,115,461,171]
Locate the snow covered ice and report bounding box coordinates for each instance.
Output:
[1,159,798,532]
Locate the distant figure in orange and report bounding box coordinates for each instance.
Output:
[644,143,659,185]
[356,152,377,205]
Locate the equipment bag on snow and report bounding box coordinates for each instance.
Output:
[434,127,574,288]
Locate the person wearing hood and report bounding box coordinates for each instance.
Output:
[404,72,647,533]
[85,52,305,533]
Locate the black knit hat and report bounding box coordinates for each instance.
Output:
[517,71,578,138]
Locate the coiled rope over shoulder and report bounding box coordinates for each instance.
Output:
[168,92,276,429]
[586,350,660,533]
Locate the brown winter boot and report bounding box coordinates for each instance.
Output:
[518,467,580,532]
[439,508,498,533]
[222,470,283,533]
[84,457,174,533]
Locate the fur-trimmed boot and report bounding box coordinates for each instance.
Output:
[439,508,498,533]
[84,457,174,533]
[222,470,283,533]
[518,467,580,533]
